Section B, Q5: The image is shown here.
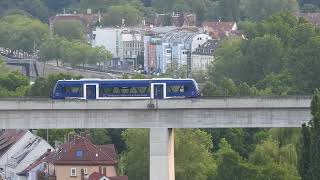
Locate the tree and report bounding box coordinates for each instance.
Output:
[218,0,241,21]
[53,21,85,41]
[29,73,82,97]
[0,0,49,21]
[299,90,320,179]
[102,4,141,26]
[175,129,215,180]
[37,129,75,146]
[241,0,299,21]
[121,129,216,180]
[0,15,49,54]
[120,129,149,180]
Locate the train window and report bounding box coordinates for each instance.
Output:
[65,86,82,94]
[167,85,184,93]
[136,87,150,94]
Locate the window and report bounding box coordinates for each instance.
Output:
[75,150,83,158]
[83,168,88,175]
[70,168,76,176]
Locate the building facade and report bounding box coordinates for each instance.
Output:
[0,130,53,180]
[191,40,218,71]
[154,31,211,73]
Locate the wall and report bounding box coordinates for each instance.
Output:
[55,165,116,180]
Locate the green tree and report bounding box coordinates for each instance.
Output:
[53,21,85,41]
[29,73,82,97]
[241,0,299,21]
[0,15,49,54]
[37,129,75,146]
[120,129,149,180]
[121,129,216,180]
[299,90,320,179]
[102,4,141,26]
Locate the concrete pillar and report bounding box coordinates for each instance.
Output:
[150,128,175,180]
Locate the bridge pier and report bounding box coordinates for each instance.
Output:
[150,128,175,180]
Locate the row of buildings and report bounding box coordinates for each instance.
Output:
[91,22,237,74]
[0,130,127,180]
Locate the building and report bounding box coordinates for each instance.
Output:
[0,130,53,180]
[18,135,127,180]
[121,30,144,70]
[296,13,320,27]
[191,40,218,71]
[88,171,127,180]
[202,21,237,40]
[154,30,211,73]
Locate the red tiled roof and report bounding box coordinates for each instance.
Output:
[17,149,55,176]
[202,21,236,32]
[53,135,117,165]
[89,172,128,180]
[0,129,27,158]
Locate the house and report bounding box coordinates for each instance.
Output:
[191,40,218,71]
[154,12,197,27]
[0,130,53,180]
[202,21,237,40]
[18,134,127,180]
[296,13,320,27]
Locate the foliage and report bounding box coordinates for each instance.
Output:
[0,15,49,54]
[208,13,320,95]
[121,129,215,180]
[241,0,299,21]
[37,129,75,146]
[299,90,320,179]
[175,129,215,180]
[120,129,149,180]
[29,73,82,97]
[53,21,85,41]
[0,0,49,21]
[102,4,142,26]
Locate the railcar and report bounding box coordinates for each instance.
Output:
[51,78,200,99]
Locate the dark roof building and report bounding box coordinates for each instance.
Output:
[53,136,117,165]
[296,13,320,27]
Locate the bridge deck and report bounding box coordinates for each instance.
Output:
[0,97,312,129]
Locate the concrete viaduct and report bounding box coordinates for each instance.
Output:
[0,96,313,180]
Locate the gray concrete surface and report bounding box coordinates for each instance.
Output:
[0,97,312,129]
[150,128,175,180]
[0,96,312,180]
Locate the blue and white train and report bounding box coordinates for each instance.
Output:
[51,79,200,99]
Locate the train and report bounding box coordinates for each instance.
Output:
[51,79,200,99]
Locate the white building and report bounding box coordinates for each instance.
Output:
[154,31,211,73]
[191,40,218,71]
[92,27,123,59]
[0,130,53,180]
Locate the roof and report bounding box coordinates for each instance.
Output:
[162,31,202,44]
[89,172,128,180]
[192,40,218,55]
[0,129,27,158]
[202,21,237,39]
[53,135,117,165]
[17,149,55,176]
[202,21,236,32]
[296,13,320,27]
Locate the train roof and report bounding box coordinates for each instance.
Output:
[57,78,197,82]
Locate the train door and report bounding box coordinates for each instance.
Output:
[151,83,166,99]
[84,84,99,99]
